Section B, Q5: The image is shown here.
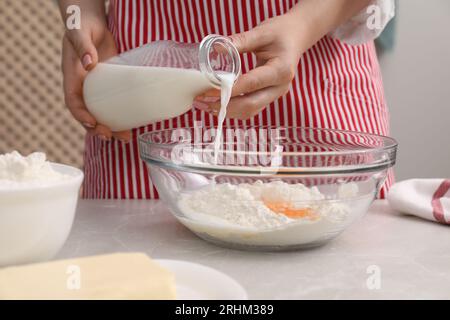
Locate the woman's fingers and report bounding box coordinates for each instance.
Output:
[194,90,220,104]
[62,37,98,128]
[63,36,120,141]
[195,58,296,109]
[208,85,289,120]
[65,89,97,129]
[112,130,132,142]
[227,86,285,119]
[92,127,131,143]
[231,60,288,96]
[65,30,99,71]
[195,61,283,104]
[196,15,302,121]
[94,124,113,141]
[229,28,271,54]
[196,64,278,103]
[195,58,295,118]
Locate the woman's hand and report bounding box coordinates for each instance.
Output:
[194,14,304,120]
[194,0,373,120]
[61,3,131,141]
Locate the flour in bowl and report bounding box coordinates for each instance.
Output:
[178,180,357,229]
[177,180,371,248]
[180,181,293,229]
[177,181,373,249]
[0,151,68,189]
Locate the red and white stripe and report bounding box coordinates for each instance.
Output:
[432,179,450,224]
[83,0,393,199]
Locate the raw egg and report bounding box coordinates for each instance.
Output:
[264,201,319,220]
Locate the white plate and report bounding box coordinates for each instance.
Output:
[156,259,248,300]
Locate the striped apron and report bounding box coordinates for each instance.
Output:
[83,0,394,199]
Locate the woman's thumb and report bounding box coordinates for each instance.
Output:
[67,31,99,71]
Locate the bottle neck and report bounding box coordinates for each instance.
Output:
[198,35,241,88]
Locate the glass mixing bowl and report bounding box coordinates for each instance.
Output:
[139,126,397,251]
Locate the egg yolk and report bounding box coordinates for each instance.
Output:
[264,201,319,220]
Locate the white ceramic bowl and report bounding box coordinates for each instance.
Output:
[0,163,83,266]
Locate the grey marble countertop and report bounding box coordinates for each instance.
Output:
[58,200,450,299]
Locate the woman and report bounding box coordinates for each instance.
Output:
[59,0,394,199]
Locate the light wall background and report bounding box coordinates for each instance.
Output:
[0,0,85,168]
[379,0,450,181]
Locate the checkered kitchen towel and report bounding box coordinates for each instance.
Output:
[388,179,450,225]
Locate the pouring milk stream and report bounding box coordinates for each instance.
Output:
[213,72,235,163]
[83,35,240,160]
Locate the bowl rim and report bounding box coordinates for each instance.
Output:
[138,126,398,175]
[0,163,84,193]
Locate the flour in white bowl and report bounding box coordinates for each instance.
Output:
[0,151,68,189]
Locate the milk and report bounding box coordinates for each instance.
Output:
[213,72,235,163]
[83,63,214,131]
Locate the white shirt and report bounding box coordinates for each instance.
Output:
[330,0,396,45]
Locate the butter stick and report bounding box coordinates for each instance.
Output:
[0,253,176,300]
